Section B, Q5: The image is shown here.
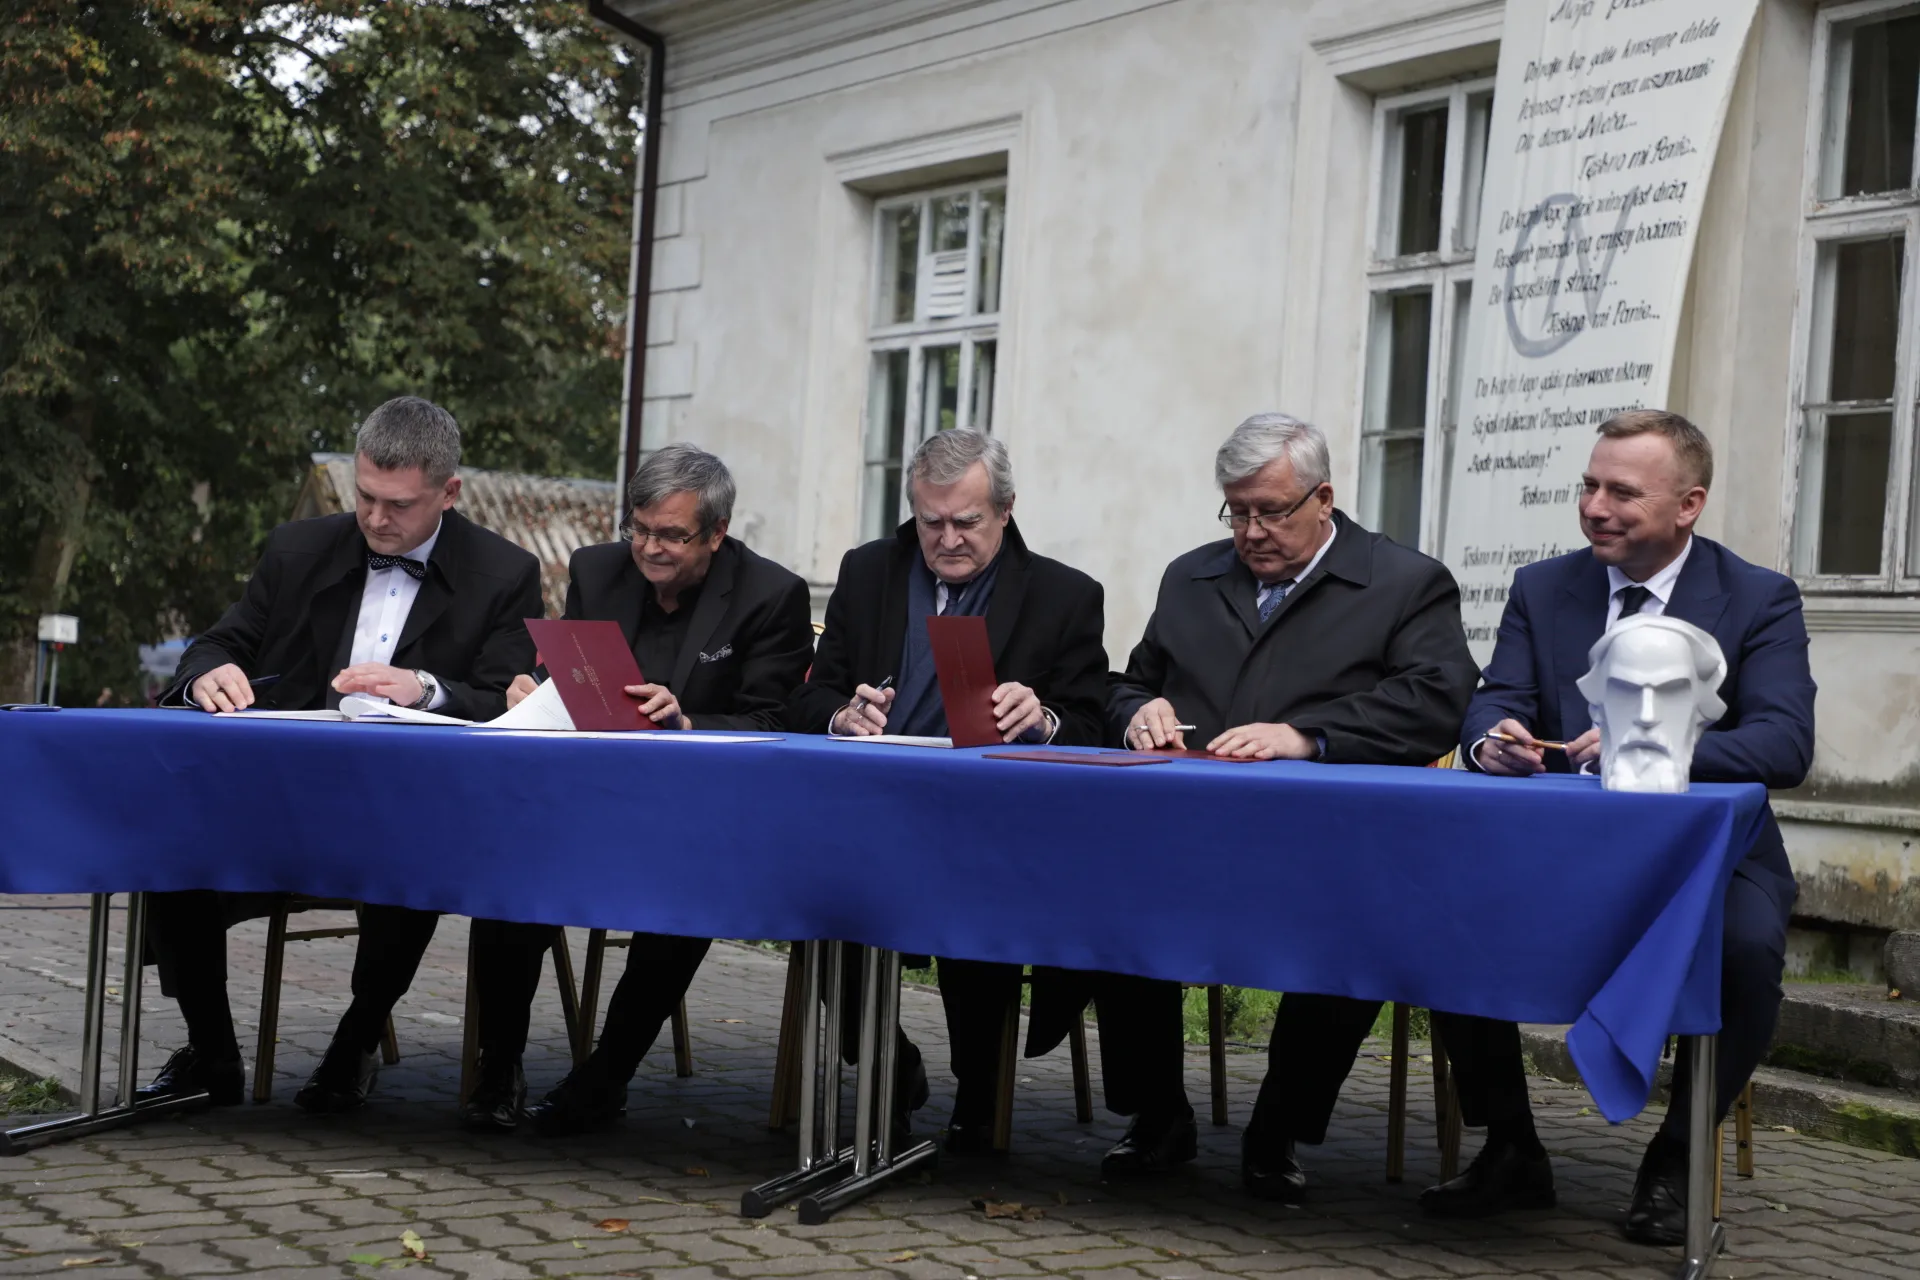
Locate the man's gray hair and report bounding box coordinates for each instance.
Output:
[908,429,1015,510]
[355,396,462,486]
[625,442,736,533]
[1214,413,1331,492]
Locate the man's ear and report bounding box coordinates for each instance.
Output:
[1675,485,1707,529]
[707,517,730,549]
[441,475,463,509]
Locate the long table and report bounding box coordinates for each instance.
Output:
[0,709,1767,1278]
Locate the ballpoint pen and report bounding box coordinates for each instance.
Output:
[1486,729,1571,751]
[846,674,894,724]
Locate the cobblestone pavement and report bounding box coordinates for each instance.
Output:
[1,894,1916,1279]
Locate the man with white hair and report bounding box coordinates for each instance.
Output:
[789,428,1108,1152]
[1098,413,1478,1195]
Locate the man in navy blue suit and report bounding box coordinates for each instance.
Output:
[1420,410,1814,1245]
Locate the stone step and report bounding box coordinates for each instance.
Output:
[1769,982,1920,1092]
[1519,1023,1920,1159]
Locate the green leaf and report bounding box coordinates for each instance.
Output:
[347,1254,385,1265]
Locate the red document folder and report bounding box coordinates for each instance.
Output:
[926,615,1002,748]
[523,619,648,731]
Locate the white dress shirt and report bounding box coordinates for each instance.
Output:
[1605,535,1692,627]
[348,520,448,710]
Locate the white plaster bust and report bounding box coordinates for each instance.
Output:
[1574,615,1728,794]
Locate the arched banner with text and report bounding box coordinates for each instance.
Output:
[1442,0,1760,660]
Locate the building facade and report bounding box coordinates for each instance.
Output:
[601,0,1920,962]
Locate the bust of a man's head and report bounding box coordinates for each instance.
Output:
[1574,615,1727,794]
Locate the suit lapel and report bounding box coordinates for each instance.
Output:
[877,527,913,680]
[985,527,1031,666]
[309,526,369,707]
[1214,564,1259,639]
[1665,538,1730,637]
[672,540,736,693]
[614,555,647,650]
[1554,552,1610,739]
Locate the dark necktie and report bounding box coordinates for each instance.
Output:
[367,552,428,582]
[1258,578,1296,622]
[1617,584,1653,619]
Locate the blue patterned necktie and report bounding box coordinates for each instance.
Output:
[1258,578,1295,622]
[367,552,427,582]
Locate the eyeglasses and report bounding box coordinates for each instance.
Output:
[1219,486,1320,533]
[629,524,702,548]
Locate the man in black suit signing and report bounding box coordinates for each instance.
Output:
[1098,413,1477,1194]
[463,443,815,1134]
[139,396,543,1111]
[789,428,1107,1150]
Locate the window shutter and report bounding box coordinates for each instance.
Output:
[920,249,970,320]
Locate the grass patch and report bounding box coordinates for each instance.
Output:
[0,1068,66,1116]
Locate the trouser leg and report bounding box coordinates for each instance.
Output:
[468,918,558,1062]
[1661,872,1790,1140]
[147,890,239,1058]
[1431,1011,1540,1150]
[936,957,1024,1116]
[1090,972,1190,1119]
[1244,993,1381,1150]
[593,933,713,1082]
[335,905,440,1053]
[835,943,923,1108]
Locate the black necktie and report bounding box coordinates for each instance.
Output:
[367,552,428,582]
[1617,584,1653,618]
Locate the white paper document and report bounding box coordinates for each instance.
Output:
[482,678,574,731]
[829,734,953,748]
[215,697,469,725]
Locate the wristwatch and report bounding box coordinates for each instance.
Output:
[409,670,439,710]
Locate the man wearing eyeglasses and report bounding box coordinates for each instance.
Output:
[461,443,815,1135]
[789,428,1108,1153]
[1094,412,1477,1198]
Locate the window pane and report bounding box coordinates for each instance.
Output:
[976,187,1006,315]
[1368,436,1425,548]
[933,194,970,253]
[1816,411,1893,575]
[1459,93,1494,254]
[865,349,911,536]
[1828,236,1904,402]
[924,196,971,320]
[1841,15,1920,197]
[1435,282,1473,555]
[970,339,997,431]
[1385,290,1434,432]
[1396,106,1448,256]
[919,344,962,438]
[877,204,920,325]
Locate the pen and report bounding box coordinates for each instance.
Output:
[249,675,283,688]
[847,674,894,721]
[1172,723,1198,732]
[1486,729,1570,751]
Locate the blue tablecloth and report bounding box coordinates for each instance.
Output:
[0,709,1768,1122]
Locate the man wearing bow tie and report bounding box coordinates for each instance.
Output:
[140,396,542,1113]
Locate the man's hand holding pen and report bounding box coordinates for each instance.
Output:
[834,677,895,736]
[1479,719,1601,774]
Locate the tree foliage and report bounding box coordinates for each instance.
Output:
[0,0,640,701]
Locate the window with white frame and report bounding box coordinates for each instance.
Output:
[862,180,1006,540]
[1791,2,1920,589]
[1360,79,1494,555]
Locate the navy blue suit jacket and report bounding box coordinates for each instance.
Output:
[1464,536,1814,904]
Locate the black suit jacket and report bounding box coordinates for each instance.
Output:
[1463,536,1814,900]
[563,537,814,732]
[165,510,543,721]
[788,519,1107,746]
[1110,510,1478,766]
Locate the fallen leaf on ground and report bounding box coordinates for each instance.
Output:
[1774,1124,1798,1133]
[572,1241,587,1249]
[883,1251,917,1262]
[683,1166,709,1177]
[399,1230,427,1261]
[59,1261,112,1269]
[972,1198,1045,1221]
[595,1219,629,1233]
[1770,1202,1790,1211]
[1575,1106,1594,1117]
[347,1254,385,1266]
[712,1018,744,1023]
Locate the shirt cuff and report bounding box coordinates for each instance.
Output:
[1312,732,1327,760]
[1018,707,1059,745]
[1464,735,1493,772]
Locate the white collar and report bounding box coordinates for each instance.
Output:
[1258,520,1337,591]
[1605,534,1692,606]
[391,517,443,565]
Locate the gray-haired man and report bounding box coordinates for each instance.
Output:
[1097,413,1476,1194]
[464,443,816,1135]
[789,429,1109,1152]
[142,396,543,1114]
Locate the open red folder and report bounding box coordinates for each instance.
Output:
[523,619,649,731]
[926,615,1002,748]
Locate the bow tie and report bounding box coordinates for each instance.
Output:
[367,552,428,581]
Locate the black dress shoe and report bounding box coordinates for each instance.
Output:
[134,1045,244,1107]
[1100,1109,1198,1179]
[943,1085,999,1157]
[1419,1139,1556,1217]
[1623,1131,1687,1246]
[459,1056,527,1133]
[1242,1134,1309,1203]
[527,1062,627,1137]
[293,1039,380,1114]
